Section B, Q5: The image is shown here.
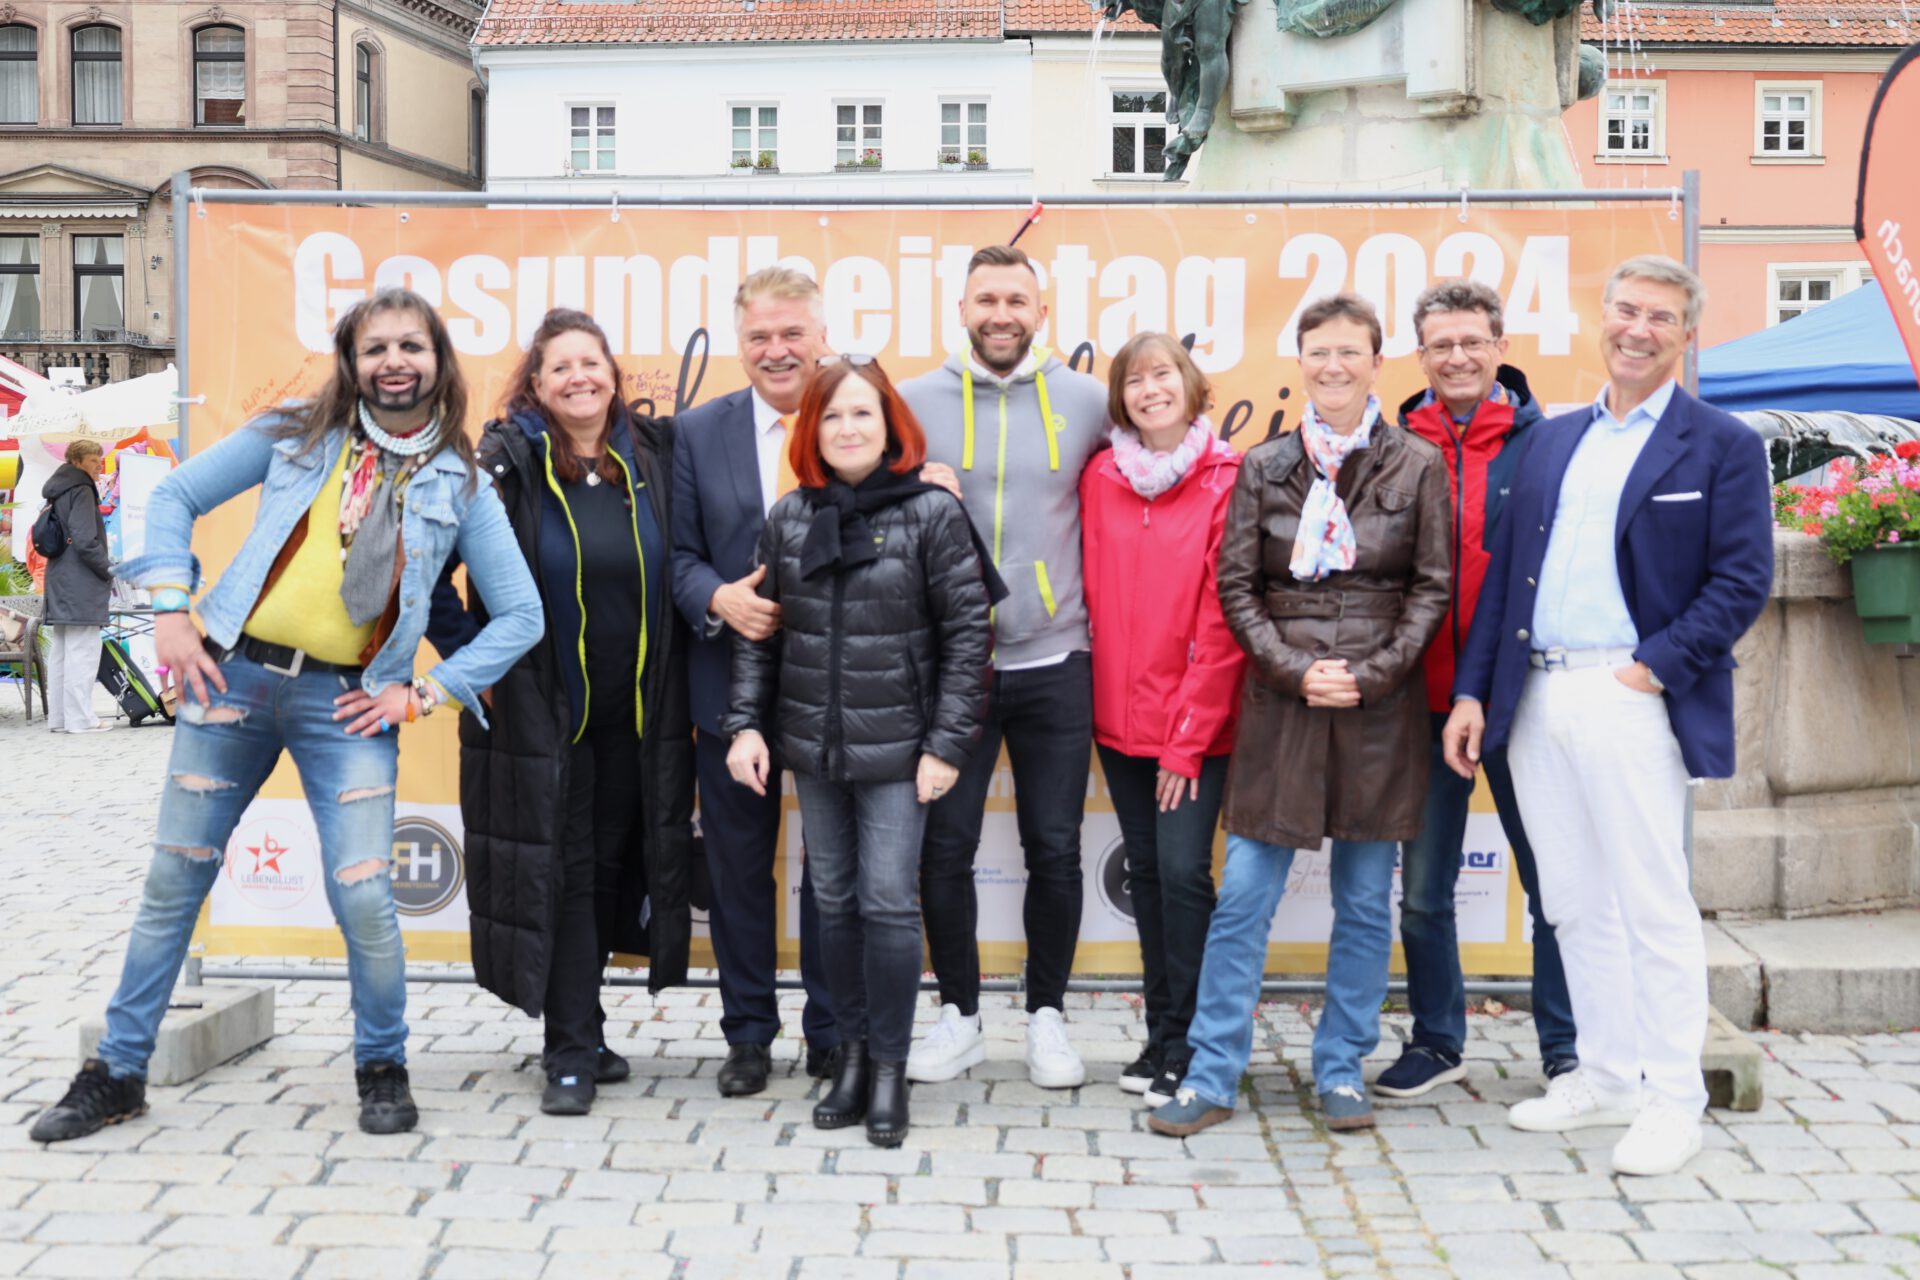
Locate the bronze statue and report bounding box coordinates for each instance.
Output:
[1104,0,1245,180]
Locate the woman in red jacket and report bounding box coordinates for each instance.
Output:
[1082,331,1247,1108]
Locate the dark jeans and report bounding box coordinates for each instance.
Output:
[695,729,835,1049]
[1399,713,1576,1067]
[921,651,1093,1015]
[1096,746,1226,1069]
[795,777,928,1063]
[546,726,641,1078]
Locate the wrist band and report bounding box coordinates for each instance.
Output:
[150,587,191,613]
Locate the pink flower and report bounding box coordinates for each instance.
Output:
[1892,531,1904,543]
[1820,500,1838,518]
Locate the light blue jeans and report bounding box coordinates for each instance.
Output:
[95,651,409,1079]
[1181,834,1399,1109]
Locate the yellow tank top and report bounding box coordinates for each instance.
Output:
[243,438,378,665]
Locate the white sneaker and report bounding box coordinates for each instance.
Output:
[1612,1096,1704,1176]
[905,1004,986,1083]
[1025,1007,1086,1089]
[1508,1068,1641,1133]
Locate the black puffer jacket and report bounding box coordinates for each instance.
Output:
[427,411,695,1012]
[723,486,992,781]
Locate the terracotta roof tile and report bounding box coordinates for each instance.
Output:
[1580,0,1913,46]
[474,0,1151,45]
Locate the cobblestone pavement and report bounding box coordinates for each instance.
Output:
[6,705,1920,1279]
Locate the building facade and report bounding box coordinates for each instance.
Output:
[1564,0,1909,346]
[0,0,485,387]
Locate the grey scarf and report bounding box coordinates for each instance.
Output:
[339,447,406,628]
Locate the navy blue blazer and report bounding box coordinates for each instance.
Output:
[671,387,770,737]
[1452,384,1774,779]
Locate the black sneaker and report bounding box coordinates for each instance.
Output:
[1143,1062,1185,1109]
[1372,1046,1468,1099]
[805,1042,844,1080]
[594,1044,631,1085]
[355,1061,419,1135]
[29,1059,147,1143]
[542,1071,596,1116]
[1118,1050,1159,1096]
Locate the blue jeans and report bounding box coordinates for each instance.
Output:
[1399,711,1576,1067]
[1183,835,1398,1109]
[797,777,928,1063]
[95,652,409,1080]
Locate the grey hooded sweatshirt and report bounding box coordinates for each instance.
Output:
[899,350,1108,668]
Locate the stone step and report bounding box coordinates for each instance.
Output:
[1708,909,1920,1034]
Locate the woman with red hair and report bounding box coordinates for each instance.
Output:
[723,356,997,1148]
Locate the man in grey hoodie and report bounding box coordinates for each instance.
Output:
[898,244,1110,1088]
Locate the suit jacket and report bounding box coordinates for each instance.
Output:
[672,387,770,737]
[1453,384,1773,779]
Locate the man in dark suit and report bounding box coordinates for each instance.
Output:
[671,266,835,1095]
[1444,255,1772,1177]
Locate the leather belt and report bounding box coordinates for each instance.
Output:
[1265,590,1404,620]
[1527,645,1638,671]
[213,635,364,678]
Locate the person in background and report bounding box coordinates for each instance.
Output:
[1445,256,1773,1176]
[1149,293,1450,1139]
[671,267,838,1096]
[40,439,114,733]
[429,308,694,1117]
[1374,278,1571,1101]
[29,288,543,1144]
[1081,332,1244,1108]
[724,356,994,1148]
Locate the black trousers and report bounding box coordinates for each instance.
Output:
[920,651,1094,1015]
[694,729,835,1048]
[545,725,640,1079]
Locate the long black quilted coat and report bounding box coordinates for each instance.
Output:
[722,486,993,781]
[444,412,695,1015]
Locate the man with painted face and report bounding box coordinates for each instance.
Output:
[671,267,837,1096]
[898,244,1109,1088]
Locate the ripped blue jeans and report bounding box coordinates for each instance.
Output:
[95,650,409,1079]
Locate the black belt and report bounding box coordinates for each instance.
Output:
[214,635,363,677]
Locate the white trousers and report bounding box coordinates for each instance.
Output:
[45,624,102,732]
[1507,664,1707,1112]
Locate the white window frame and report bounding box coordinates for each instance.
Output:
[1107,85,1170,179]
[729,102,778,170]
[1766,260,1867,326]
[834,101,883,169]
[1754,81,1822,163]
[1595,79,1666,163]
[939,98,988,165]
[567,102,617,174]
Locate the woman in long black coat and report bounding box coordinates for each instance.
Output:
[429,308,694,1117]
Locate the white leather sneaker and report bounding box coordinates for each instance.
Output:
[1025,1007,1086,1089]
[905,1004,986,1083]
[1508,1068,1641,1132]
[1611,1096,1704,1176]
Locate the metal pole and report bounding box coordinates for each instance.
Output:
[1683,168,1702,393]
[171,171,192,456]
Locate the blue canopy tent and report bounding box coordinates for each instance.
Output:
[1700,282,1920,419]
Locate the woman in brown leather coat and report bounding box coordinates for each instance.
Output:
[1148,293,1451,1140]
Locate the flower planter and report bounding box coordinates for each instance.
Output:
[1849,542,1920,643]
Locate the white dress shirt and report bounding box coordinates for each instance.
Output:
[1530,378,1677,652]
[749,387,789,518]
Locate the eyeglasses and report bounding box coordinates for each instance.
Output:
[1300,347,1373,365]
[1606,301,1684,330]
[1420,338,1496,358]
[818,353,877,368]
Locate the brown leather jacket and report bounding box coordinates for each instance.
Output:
[1217,423,1452,849]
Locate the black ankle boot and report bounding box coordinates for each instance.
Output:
[866,1059,909,1148]
[813,1039,870,1129]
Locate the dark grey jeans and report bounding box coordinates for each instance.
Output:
[796,777,928,1063]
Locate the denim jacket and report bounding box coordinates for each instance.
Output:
[117,412,543,726]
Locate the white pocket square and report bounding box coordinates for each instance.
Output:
[1652,491,1703,502]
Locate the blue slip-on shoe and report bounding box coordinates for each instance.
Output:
[1320,1083,1376,1131]
[1147,1088,1234,1137]
[1372,1045,1467,1099]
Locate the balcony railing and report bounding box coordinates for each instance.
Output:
[0,328,170,348]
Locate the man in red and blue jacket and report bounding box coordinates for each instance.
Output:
[1372,279,1575,1099]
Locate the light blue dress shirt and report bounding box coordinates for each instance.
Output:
[1530,378,1678,651]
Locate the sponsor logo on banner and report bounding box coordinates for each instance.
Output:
[1095,836,1133,925]
[390,817,464,917]
[224,818,317,911]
